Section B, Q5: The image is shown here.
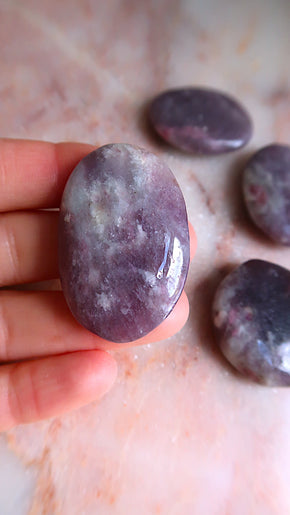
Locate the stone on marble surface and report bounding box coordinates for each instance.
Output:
[59,143,190,343]
[243,144,290,245]
[213,260,290,386]
[149,87,253,154]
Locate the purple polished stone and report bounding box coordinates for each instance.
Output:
[213,260,290,386]
[58,143,190,343]
[149,87,253,155]
[243,144,290,245]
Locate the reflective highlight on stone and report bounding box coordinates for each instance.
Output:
[243,144,290,245]
[213,260,290,386]
[59,144,190,343]
[149,87,253,155]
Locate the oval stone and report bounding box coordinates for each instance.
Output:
[243,144,290,245]
[213,260,290,386]
[149,87,253,154]
[58,143,190,343]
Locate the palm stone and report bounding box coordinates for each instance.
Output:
[243,144,290,245]
[213,260,290,386]
[149,87,253,154]
[59,143,190,343]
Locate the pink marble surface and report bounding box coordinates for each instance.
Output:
[1,0,290,513]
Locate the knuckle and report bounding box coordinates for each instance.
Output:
[0,296,10,361]
[0,142,17,211]
[8,364,42,425]
[0,216,21,284]
[0,143,13,195]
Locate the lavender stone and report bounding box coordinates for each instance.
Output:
[243,144,290,245]
[149,87,253,155]
[213,260,290,386]
[58,143,190,343]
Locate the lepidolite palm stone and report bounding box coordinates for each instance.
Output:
[243,144,290,245]
[213,260,290,386]
[149,88,253,154]
[59,143,190,343]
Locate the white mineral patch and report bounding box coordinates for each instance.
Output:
[88,177,130,237]
[277,342,290,373]
[237,319,252,338]
[135,223,147,245]
[89,203,110,233]
[213,275,236,315]
[128,146,154,186]
[246,164,284,215]
[62,164,88,213]
[97,292,113,311]
[213,309,228,328]
[88,268,101,284]
[64,213,71,223]
[142,270,157,288]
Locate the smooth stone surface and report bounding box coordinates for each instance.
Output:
[213,260,290,386]
[243,144,290,245]
[4,3,290,513]
[149,87,253,155]
[59,143,190,343]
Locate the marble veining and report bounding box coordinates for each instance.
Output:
[1,0,290,513]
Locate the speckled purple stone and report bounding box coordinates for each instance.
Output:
[59,143,190,343]
[213,260,290,386]
[149,87,253,155]
[243,144,290,245]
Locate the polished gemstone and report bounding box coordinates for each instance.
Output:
[149,87,253,154]
[213,260,290,386]
[243,144,290,245]
[59,143,190,343]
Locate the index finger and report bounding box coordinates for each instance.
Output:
[0,139,95,212]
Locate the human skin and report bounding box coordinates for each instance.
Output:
[0,138,196,431]
[1,2,290,512]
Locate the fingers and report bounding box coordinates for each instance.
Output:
[0,350,117,431]
[0,290,189,362]
[0,210,59,287]
[0,139,95,212]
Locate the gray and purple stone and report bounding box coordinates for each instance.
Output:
[213,260,290,386]
[243,144,290,245]
[58,143,190,343]
[149,87,253,155]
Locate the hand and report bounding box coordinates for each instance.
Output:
[0,139,196,431]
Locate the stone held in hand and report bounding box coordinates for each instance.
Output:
[149,87,253,155]
[243,144,290,245]
[212,259,290,386]
[58,143,190,343]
